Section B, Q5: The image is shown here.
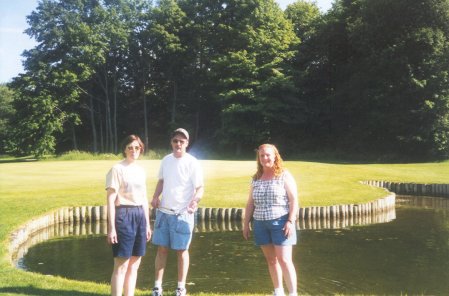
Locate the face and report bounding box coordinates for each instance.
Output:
[124,140,141,161]
[171,135,188,157]
[258,146,276,169]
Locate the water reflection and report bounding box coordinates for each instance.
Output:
[397,195,449,209]
[12,205,396,267]
[15,196,449,295]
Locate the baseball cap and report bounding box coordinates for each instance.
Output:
[172,128,189,140]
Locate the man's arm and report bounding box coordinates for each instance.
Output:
[187,185,204,213]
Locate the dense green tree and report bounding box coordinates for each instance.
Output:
[124,0,155,149]
[5,0,448,159]
[330,0,449,158]
[13,0,105,155]
[291,0,449,159]
[7,72,67,157]
[205,0,299,153]
[146,0,191,129]
[284,0,321,42]
[284,0,324,150]
[0,84,16,154]
[12,0,152,155]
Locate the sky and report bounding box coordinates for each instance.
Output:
[0,0,333,84]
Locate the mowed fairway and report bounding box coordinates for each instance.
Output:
[0,159,448,296]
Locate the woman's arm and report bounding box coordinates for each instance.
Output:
[283,171,299,236]
[143,196,152,242]
[242,186,255,240]
[151,179,164,209]
[106,188,118,244]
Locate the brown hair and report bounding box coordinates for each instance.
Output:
[121,134,145,157]
[252,144,284,180]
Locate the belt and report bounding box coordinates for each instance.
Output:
[158,207,185,215]
[116,205,142,208]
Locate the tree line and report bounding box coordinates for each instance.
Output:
[1,0,448,160]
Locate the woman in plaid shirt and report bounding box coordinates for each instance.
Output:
[243,144,299,296]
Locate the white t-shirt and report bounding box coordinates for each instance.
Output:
[105,160,147,206]
[158,153,203,214]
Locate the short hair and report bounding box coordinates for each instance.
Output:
[121,134,144,157]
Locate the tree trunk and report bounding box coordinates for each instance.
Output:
[235,142,242,156]
[171,80,177,124]
[99,106,104,153]
[71,125,78,150]
[104,72,114,153]
[195,111,199,141]
[143,80,149,150]
[112,74,118,154]
[89,96,98,153]
[105,97,113,152]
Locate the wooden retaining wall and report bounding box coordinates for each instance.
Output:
[9,180,447,266]
[8,193,394,252]
[9,194,396,260]
[10,202,397,267]
[361,180,449,197]
[8,205,108,260]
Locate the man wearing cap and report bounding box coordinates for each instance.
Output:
[150,128,204,296]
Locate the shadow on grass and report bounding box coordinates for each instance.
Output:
[0,286,107,296]
[0,157,37,164]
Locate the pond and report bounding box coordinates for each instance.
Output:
[17,196,449,295]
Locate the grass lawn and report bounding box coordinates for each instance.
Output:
[0,159,448,295]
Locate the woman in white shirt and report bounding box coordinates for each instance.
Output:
[106,134,151,296]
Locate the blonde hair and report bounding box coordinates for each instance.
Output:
[253,144,284,180]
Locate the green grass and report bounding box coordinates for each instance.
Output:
[0,159,448,295]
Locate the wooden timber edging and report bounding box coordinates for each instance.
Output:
[8,181,448,266]
[8,205,108,260]
[361,180,449,198]
[8,193,393,255]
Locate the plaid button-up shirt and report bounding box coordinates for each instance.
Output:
[252,172,289,221]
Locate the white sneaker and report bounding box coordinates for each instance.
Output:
[175,288,186,296]
[152,287,163,296]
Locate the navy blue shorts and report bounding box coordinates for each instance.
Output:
[253,214,297,246]
[112,206,147,258]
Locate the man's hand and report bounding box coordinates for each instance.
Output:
[187,199,199,213]
[151,197,160,209]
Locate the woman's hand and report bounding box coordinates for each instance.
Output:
[283,220,295,237]
[107,229,118,245]
[146,227,152,241]
[242,224,251,240]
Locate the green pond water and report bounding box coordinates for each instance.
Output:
[19,196,449,295]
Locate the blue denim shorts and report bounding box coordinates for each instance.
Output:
[152,210,194,250]
[112,206,147,258]
[253,214,297,246]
